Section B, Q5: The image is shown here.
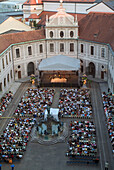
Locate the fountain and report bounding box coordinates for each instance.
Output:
[31,106,68,144]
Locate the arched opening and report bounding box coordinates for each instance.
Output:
[27,62,34,76]
[88,62,95,78]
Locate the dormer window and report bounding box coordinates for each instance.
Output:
[60,31,64,38]
[70,31,74,37]
[50,31,53,38]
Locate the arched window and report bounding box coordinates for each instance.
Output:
[39,44,43,53]
[60,31,64,38]
[70,31,74,37]
[28,46,32,55]
[90,46,94,55]
[81,44,84,53]
[50,31,53,38]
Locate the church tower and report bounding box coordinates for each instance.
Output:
[23,0,43,19]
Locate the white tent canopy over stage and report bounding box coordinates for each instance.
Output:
[39,55,80,71]
[44,108,59,121]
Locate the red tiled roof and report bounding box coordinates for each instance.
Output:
[28,14,39,19]
[24,0,37,5]
[17,18,29,22]
[0,29,45,54]
[42,0,95,3]
[79,12,114,50]
[38,11,86,25]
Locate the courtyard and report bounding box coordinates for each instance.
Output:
[0,80,113,170]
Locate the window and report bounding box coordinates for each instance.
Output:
[9,52,11,62]
[70,43,74,52]
[16,48,20,58]
[28,46,32,55]
[101,48,105,58]
[81,44,84,53]
[6,55,8,65]
[50,31,53,38]
[7,74,9,82]
[0,83,2,91]
[39,44,43,53]
[4,78,6,87]
[60,31,64,38]
[70,31,74,37]
[2,58,5,69]
[10,70,13,79]
[91,46,94,55]
[60,43,64,52]
[50,43,54,52]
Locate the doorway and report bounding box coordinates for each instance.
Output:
[27,62,34,76]
[88,62,95,78]
[18,71,21,79]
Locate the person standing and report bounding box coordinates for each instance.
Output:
[105,161,109,170]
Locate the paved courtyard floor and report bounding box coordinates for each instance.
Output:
[1,141,100,170]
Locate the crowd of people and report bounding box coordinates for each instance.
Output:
[102,92,114,153]
[0,91,13,116]
[0,88,55,163]
[0,117,35,162]
[58,88,92,118]
[66,120,97,157]
[13,88,55,118]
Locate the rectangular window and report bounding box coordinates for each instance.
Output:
[60,43,64,52]
[4,78,6,87]
[101,48,105,58]
[28,46,32,55]
[50,43,54,52]
[7,74,9,82]
[91,46,94,55]
[16,48,20,58]
[6,55,8,65]
[9,52,11,62]
[0,83,2,91]
[10,70,13,78]
[2,58,5,69]
[39,44,43,53]
[81,44,84,53]
[70,43,74,52]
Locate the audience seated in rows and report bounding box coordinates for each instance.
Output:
[66,120,97,157]
[102,92,114,153]
[13,88,55,118]
[58,89,92,118]
[0,91,13,116]
[0,88,55,163]
[0,118,35,162]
